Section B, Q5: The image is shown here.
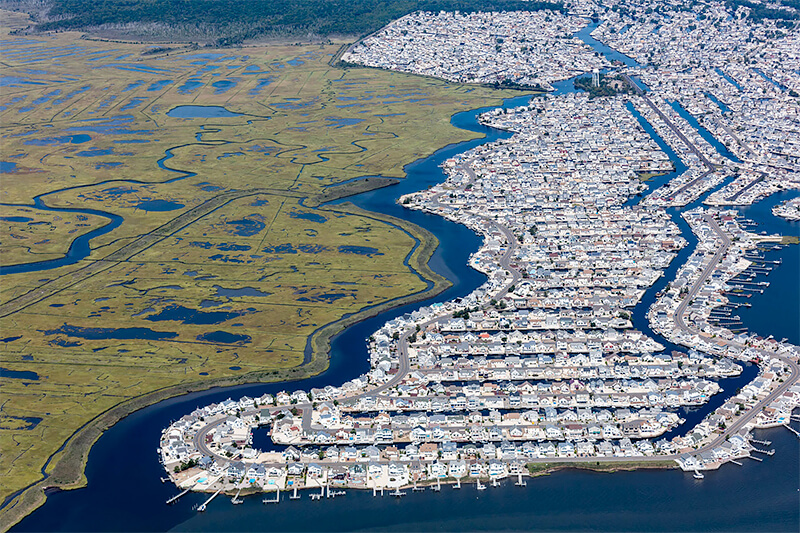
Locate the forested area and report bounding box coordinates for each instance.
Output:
[27,0,563,42]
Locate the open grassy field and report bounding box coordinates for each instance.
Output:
[526,460,677,476]
[0,11,521,526]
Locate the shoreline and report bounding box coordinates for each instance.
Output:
[171,460,681,499]
[0,203,449,533]
[0,105,496,533]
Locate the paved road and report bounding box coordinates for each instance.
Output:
[623,74,722,199]
[625,74,715,169]
[192,158,525,459]
[188,137,797,470]
[670,214,799,451]
[726,173,765,203]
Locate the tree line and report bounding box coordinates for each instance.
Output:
[33,0,564,44]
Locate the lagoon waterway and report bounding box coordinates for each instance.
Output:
[12,86,800,531]
[10,24,800,532]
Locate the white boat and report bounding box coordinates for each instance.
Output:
[476,479,486,491]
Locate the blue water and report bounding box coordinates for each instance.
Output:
[7,38,800,533]
[0,76,48,87]
[197,331,251,344]
[574,21,640,67]
[147,80,173,92]
[704,91,730,113]
[211,80,237,94]
[289,211,327,223]
[177,80,204,95]
[24,134,91,145]
[728,190,800,345]
[167,105,241,118]
[326,117,365,128]
[668,100,740,162]
[41,324,178,341]
[336,245,382,257]
[0,367,40,380]
[715,67,743,90]
[249,78,275,95]
[212,286,271,298]
[76,148,113,157]
[120,97,147,111]
[0,161,18,173]
[122,80,144,92]
[144,305,252,325]
[752,68,786,91]
[135,200,185,211]
[0,195,122,275]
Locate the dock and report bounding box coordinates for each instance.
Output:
[262,488,280,504]
[166,488,190,505]
[197,489,221,512]
[751,447,775,455]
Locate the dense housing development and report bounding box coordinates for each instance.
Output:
[160,0,799,501]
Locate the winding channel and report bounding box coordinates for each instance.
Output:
[0,142,195,276]
[8,24,800,532]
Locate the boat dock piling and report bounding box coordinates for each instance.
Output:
[515,472,527,486]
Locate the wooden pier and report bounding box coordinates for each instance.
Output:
[262,488,280,504]
[197,489,221,512]
[783,424,800,439]
[751,447,775,455]
[165,488,190,505]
